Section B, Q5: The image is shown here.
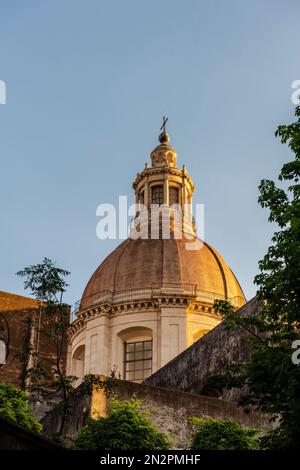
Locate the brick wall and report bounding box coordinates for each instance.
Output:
[0,290,69,390]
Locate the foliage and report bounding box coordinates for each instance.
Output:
[73,397,171,450]
[0,382,42,433]
[16,257,69,303]
[206,106,300,449]
[82,374,115,396]
[190,417,260,450]
[16,257,76,435]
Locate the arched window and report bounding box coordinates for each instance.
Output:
[118,326,153,383]
[72,344,85,386]
[169,187,179,205]
[151,185,163,205]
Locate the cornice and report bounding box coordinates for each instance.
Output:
[68,296,221,341]
[133,166,194,191]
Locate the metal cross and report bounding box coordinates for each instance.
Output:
[160,116,168,133]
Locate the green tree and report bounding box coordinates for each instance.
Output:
[16,257,76,436]
[191,417,259,450]
[0,382,42,433]
[73,397,171,450]
[207,106,300,449]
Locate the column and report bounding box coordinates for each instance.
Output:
[163,175,169,205]
[144,180,149,208]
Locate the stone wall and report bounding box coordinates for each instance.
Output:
[41,385,92,443]
[41,377,273,450]
[144,297,261,401]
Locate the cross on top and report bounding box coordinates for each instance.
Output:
[160,116,168,133]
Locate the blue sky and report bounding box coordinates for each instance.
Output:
[0,0,299,307]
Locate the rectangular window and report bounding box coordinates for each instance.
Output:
[151,185,163,205]
[169,187,179,205]
[140,191,144,205]
[124,340,153,382]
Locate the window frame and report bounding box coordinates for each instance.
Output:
[124,339,153,382]
[169,186,179,205]
[151,185,164,205]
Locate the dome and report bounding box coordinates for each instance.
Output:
[69,122,247,382]
[80,237,245,311]
[150,141,177,168]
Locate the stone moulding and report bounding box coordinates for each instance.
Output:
[68,285,232,341]
[133,166,194,192]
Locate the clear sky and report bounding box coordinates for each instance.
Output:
[0,0,299,308]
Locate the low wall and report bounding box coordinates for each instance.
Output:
[41,377,273,450]
[104,380,273,449]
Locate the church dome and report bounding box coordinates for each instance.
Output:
[69,122,246,382]
[80,237,245,311]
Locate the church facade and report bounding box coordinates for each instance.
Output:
[67,129,245,383]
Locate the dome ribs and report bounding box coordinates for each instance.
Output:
[79,238,245,312]
[204,242,228,300]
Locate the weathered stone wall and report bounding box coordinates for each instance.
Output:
[104,380,272,449]
[41,384,92,444]
[41,376,273,450]
[144,298,261,401]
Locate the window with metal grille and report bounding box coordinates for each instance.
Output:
[124,340,152,382]
[169,187,179,205]
[151,185,163,205]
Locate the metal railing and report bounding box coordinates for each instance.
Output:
[72,283,244,316]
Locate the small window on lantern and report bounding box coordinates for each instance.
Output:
[140,191,144,205]
[169,187,179,205]
[151,185,163,205]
